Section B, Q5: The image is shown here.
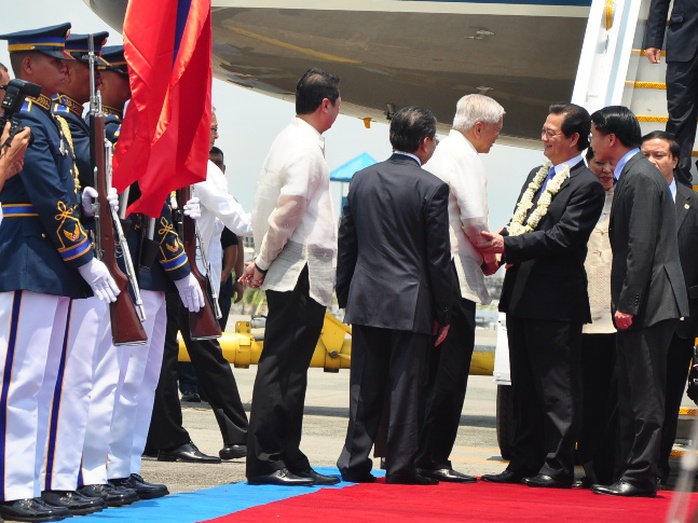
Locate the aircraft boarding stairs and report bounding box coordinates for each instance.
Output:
[573,0,698,462]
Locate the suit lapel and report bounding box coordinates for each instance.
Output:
[676,186,691,230]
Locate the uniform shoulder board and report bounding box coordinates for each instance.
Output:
[20,99,32,112]
[53,104,70,114]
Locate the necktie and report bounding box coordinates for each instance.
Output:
[540,167,555,194]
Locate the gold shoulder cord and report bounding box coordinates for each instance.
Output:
[54,114,81,193]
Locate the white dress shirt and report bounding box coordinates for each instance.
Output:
[424,129,491,304]
[192,160,252,293]
[252,117,337,306]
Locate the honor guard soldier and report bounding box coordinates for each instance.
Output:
[97,45,204,499]
[0,23,119,522]
[45,33,140,510]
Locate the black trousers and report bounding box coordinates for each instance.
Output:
[245,267,326,478]
[337,325,430,480]
[658,333,693,482]
[666,52,698,186]
[506,315,582,480]
[416,288,475,470]
[578,333,618,485]
[616,319,676,490]
[146,292,248,451]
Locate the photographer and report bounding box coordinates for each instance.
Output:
[0,120,30,192]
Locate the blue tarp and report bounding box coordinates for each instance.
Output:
[330,153,377,182]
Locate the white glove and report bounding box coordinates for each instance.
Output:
[81,186,98,217]
[183,196,201,221]
[81,186,119,217]
[174,272,205,312]
[106,187,119,214]
[77,258,120,303]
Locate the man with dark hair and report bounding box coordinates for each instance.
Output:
[589,107,688,497]
[336,106,452,485]
[640,130,698,488]
[39,31,134,514]
[0,23,119,522]
[644,0,698,186]
[100,45,197,502]
[241,68,341,486]
[479,102,604,488]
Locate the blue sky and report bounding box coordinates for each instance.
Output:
[0,0,545,230]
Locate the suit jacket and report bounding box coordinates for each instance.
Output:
[336,153,453,335]
[0,97,92,298]
[609,152,689,329]
[499,160,604,323]
[674,183,698,338]
[644,0,698,63]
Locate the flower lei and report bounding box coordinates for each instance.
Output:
[507,160,570,236]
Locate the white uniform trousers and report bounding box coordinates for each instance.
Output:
[0,291,70,501]
[79,299,119,486]
[39,296,109,492]
[107,289,166,478]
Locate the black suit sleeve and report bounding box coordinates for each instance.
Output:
[336,187,358,309]
[644,0,671,49]
[617,173,664,315]
[504,178,604,263]
[424,181,453,326]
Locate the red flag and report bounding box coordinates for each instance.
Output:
[113,0,212,217]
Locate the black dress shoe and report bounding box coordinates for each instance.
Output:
[0,498,70,522]
[41,490,105,515]
[386,472,438,485]
[78,483,140,507]
[219,444,246,460]
[522,473,573,488]
[181,389,201,402]
[110,473,169,499]
[418,468,477,483]
[295,468,341,485]
[340,471,376,483]
[591,480,656,498]
[247,468,316,486]
[481,470,524,484]
[158,441,221,463]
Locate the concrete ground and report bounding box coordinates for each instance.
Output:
[140,319,696,495]
[140,368,505,494]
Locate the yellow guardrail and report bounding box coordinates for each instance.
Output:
[178,313,495,375]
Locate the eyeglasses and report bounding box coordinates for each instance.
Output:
[541,127,562,139]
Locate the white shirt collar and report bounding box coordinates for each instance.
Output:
[552,153,584,174]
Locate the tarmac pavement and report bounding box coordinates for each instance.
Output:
[140,367,505,494]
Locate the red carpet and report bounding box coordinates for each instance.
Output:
[206,478,698,523]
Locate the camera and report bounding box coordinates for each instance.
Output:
[0,78,42,147]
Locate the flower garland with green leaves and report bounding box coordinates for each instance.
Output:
[507,160,570,236]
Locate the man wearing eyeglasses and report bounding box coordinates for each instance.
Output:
[479,103,604,489]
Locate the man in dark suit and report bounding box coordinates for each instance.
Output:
[479,103,604,488]
[336,106,453,485]
[644,0,698,186]
[589,107,688,497]
[641,130,698,486]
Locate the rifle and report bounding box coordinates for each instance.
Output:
[89,36,148,346]
[179,185,222,340]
